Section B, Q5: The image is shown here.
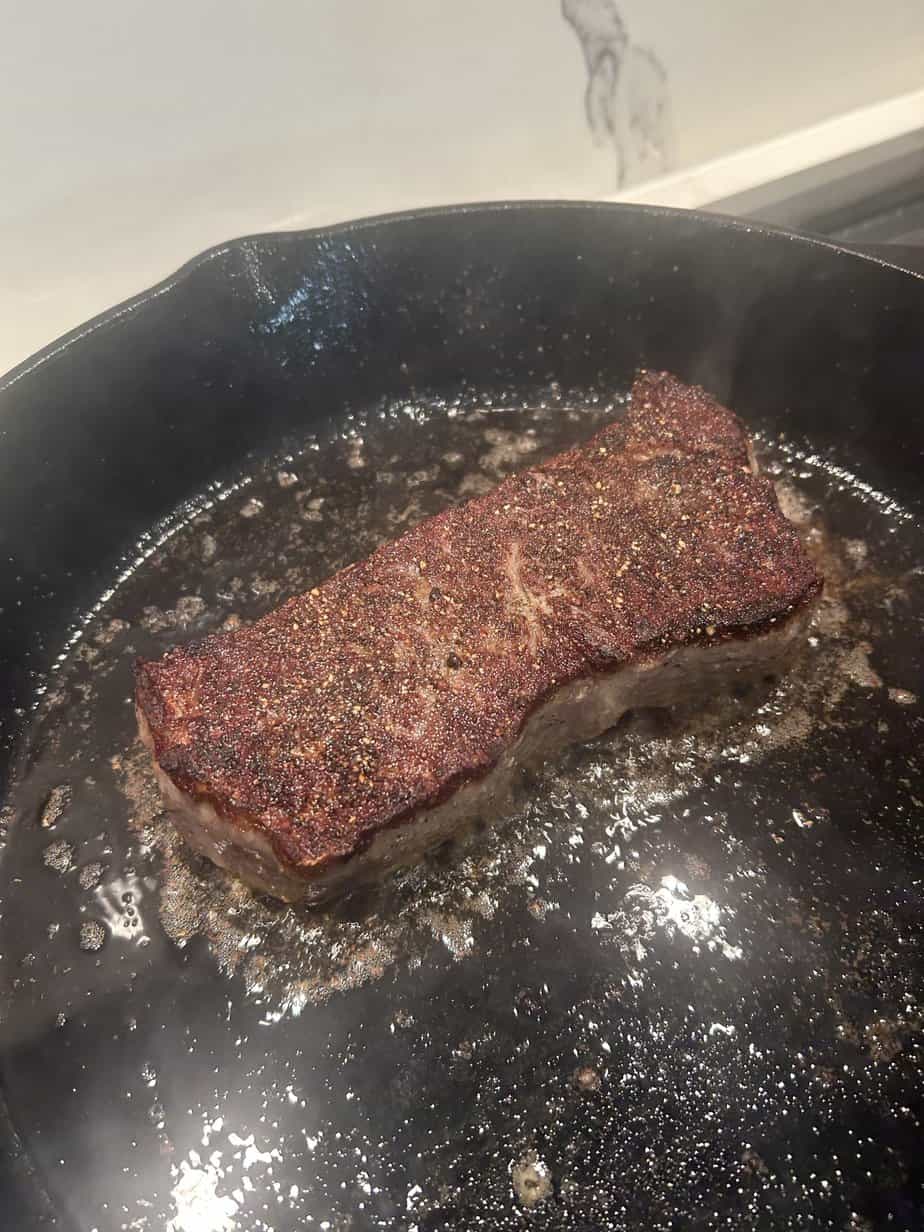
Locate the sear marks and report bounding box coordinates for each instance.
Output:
[135,373,820,896]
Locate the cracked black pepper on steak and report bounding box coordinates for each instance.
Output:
[135,372,821,902]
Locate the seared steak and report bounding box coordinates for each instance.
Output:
[135,373,820,902]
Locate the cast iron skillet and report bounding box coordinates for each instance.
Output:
[0,203,922,1230]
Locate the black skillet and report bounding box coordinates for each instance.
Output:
[0,203,922,1230]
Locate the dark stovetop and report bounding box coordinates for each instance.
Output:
[781,171,924,275]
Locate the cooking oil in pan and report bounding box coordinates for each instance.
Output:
[97,398,916,1014]
[1,390,921,1231]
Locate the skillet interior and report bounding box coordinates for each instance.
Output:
[0,203,922,1230]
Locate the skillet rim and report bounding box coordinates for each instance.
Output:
[3,198,924,392]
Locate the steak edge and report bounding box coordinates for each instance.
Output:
[135,373,821,902]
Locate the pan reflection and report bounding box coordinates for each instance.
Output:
[592,873,744,971]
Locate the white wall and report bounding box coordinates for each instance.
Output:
[2,0,924,374]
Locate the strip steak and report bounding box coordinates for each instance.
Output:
[135,373,821,902]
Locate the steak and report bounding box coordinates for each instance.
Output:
[135,373,821,902]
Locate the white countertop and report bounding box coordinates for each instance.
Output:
[3,0,924,377]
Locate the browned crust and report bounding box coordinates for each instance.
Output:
[135,372,821,879]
